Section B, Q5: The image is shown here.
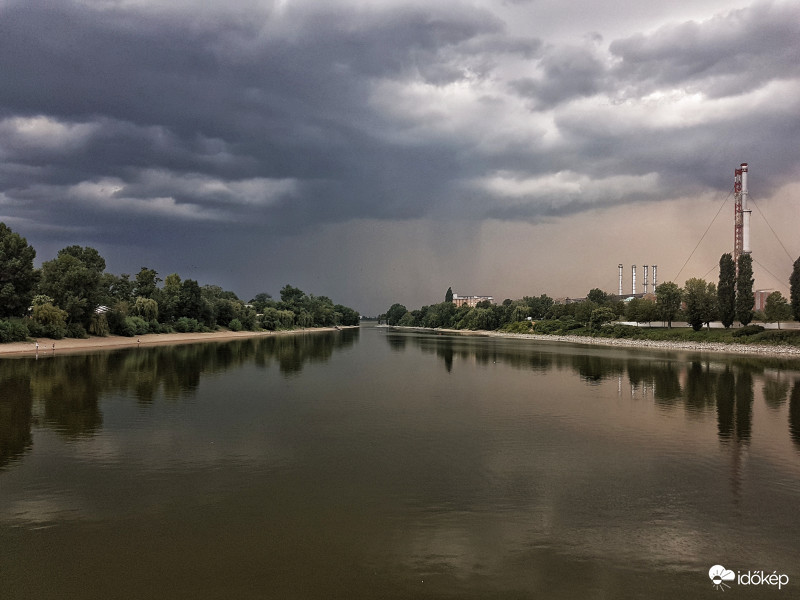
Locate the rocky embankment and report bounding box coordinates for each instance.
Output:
[385,326,800,357]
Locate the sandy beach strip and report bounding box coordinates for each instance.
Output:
[0,327,355,357]
[384,326,800,358]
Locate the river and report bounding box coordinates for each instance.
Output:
[2,324,799,598]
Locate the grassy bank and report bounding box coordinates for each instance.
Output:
[499,320,800,347]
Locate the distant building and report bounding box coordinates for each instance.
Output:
[754,290,772,312]
[452,294,494,308]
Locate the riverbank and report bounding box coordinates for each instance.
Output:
[384,326,800,357]
[0,326,356,357]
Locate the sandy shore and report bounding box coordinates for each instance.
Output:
[385,326,800,358]
[0,327,355,357]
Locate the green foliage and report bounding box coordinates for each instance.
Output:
[717,253,736,328]
[174,317,204,333]
[597,324,642,338]
[65,323,89,339]
[587,288,609,305]
[655,282,682,327]
[260,307,295,331]
[589,307,616,330]
[132,296,159,321]
[445,287,453,303]
[735,254,755,326]
[134,267,161,299]
[499,321,532,333]
[790,256,800,322]
[684,278,716,331]
[228,318,243,332]
[732,324,765,337]
[764,291,792,328]
[89,313,110,337]
[0,222,38,318]
[386,303,408,326]
[39,246,106,326]
[398,311,416,326]
[0,319,30,343]
[31,303,68,339]
[522,294,554,319]
[748,330,800,346]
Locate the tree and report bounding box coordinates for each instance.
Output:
[386,303,408,325]
[684,278,716,331]
[736,253,755,326]
[765,291,792,329]
[279,284,306,310]
[587,288,609,305]
[38,246,106,326]
[134,267,161,299]
[655,282,682,327]
[523,294,554,319]
[132,297,159,322]
[717,253,736,328]
[790,256,800,322]
[0,223,38,318]
[590,306,616,330]
[445,287,453,303]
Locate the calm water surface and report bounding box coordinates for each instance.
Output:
[2,324,800,599]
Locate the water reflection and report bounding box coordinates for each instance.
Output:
[0,330,357,467]
[388,332,800,451]
[0,375,32,469]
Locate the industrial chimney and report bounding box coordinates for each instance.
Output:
[742,163,751,254]
[618,264,623,296]
[652,265,657,291]
[643,265,649,294]
[734,162,752,267]
[632,265,637,295]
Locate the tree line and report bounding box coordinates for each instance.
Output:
[0,223,359,342]
[384,253,800,334]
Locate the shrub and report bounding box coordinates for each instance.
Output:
[65,323,88,339]
[0,319,29,343]
[89,313,110,336]
[500,321,532,334]
[228,318,243,332]
[732,324,765,338]
[174,317,203,333]
[30,303,68,339]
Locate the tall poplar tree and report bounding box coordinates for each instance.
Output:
[717,253,736,328]
[790,256,800,322]
[445,287,453,303]
[735,253,754,326]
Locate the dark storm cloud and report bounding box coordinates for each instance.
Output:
[0,0,798,309]
[0,0,523,236]
[509,44,605,109]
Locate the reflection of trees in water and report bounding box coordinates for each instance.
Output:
[385,333,407,352]
[685,361,716,414]
[0,375,32,468]
[716,368,736,440]
[570,354,623,384]
[789,382,800,449]
[0,330,357,455]
[763,378,790,410]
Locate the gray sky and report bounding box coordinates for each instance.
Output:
[1,0,798,315]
